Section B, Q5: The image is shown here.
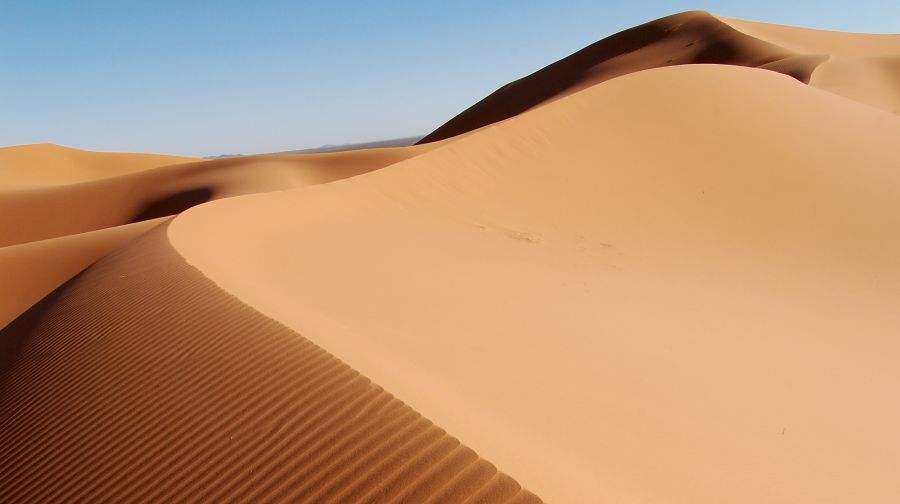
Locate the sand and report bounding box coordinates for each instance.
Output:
[0,142,443,324]
[0,226,538,503]
[721,15,900,114]
[3,10,899,504]
[0,217,169,329]
[0,143,441,247]
[0,143,199,188]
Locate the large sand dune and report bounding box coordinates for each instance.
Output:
[171,65,900,502]
[2,10,899,504]
[419,11,900,143]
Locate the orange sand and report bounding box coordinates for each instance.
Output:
[3,10,899,504]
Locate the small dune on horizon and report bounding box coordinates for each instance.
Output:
[2,10,900,504]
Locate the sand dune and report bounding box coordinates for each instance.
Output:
[419,10,900,143]
[172,65,900,503]
[0,225,538,503]
[3,10,900,504]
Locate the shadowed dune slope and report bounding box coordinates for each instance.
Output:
[0,144,199,188]
[172,65,900,503]
[0,225,540,504]
[0,217,169,330]
[0,142,441,248]
[419,10,900,143]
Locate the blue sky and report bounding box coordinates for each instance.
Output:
[2,0,897,156]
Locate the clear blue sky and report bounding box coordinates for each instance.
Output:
[2,0,897,156]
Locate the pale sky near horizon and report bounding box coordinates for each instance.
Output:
[2,0,897,157]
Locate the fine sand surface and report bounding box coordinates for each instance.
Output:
[3,10,900,504]
[171,65,900,503]
[419,11,900,143]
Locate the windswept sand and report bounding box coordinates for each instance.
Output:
[172,65,900,503]
[3,10,900,504]
[0,226,538,503]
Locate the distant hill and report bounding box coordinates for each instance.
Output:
[205,135,423,159]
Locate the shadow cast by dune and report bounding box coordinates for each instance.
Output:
[130,187,213,223]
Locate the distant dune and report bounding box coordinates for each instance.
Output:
[0,143,198,188]
[2,11,899,504]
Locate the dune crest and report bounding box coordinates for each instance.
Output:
[419,10,900,143]
[0,217,169,329]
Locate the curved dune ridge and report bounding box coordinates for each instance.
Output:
[2,10,900,504]
[0,142,443,248]
[419,10,900,143]
[0,225,540,503]
[171,65,900,503]
[0,142,445,328]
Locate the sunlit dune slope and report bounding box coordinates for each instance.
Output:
[0,143,199,188]
[173,65,900,503]
[419,10,900,143]
[0,226,540,503]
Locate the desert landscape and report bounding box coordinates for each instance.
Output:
[2,10,900,503]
